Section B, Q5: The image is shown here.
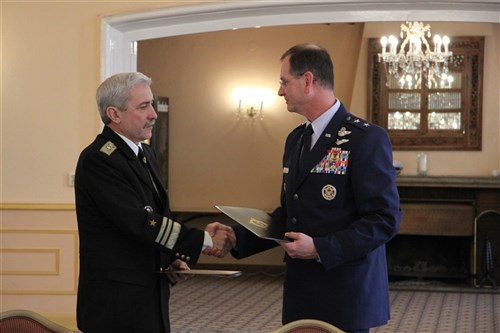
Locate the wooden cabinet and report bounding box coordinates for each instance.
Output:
[391,176,500,285]
[397,176,499,215]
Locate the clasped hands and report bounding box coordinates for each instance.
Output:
[203,222,318,260]
[204,222,236,258]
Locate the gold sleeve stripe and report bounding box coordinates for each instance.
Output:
[156,217,173,246]
[155,217,180,250]
[165,222,181,250]
[155,218,168,244]
[159,218,173,246]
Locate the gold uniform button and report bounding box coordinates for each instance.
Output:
[175,253,180,258]
[186,256,191,261]
[181,255,186,260]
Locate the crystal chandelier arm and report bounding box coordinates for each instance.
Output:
[421,34,432,54]
[399,24,411,55]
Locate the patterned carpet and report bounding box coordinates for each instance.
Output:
[169,272,499,333]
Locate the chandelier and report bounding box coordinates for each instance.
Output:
[378,21,453,89]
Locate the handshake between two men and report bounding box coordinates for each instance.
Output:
[203,222,320,260]
[168,221,319,282]
[204,222,237,258]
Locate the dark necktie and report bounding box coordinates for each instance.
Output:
[299,124,313,171]
[138,147,160,197]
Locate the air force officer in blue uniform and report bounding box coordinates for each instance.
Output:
[230,44,401,333]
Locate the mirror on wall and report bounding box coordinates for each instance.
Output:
[368,36,484,151]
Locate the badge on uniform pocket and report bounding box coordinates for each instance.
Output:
[322,184,337,200]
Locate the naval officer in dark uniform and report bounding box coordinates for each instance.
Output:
[225,43,401,333]
[75,72,234,333]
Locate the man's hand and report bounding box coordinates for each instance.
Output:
[278,232,319,260]
[166,259,191,284]
[203,222,236,257]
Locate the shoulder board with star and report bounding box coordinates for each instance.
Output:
[100,141,117,156]
[343,114,372,131]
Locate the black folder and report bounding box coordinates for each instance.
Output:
[215,205,290,242]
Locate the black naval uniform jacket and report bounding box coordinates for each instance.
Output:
[75,126,204,333]
[232,104,401,331]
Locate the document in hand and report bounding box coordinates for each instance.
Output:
[215,205,290,242]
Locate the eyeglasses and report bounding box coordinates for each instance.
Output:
[279,72,306,88]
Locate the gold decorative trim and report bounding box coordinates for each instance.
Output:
[1,290,77,296]
[0,229,79,295]
[0,203,75,211]
[0,248,60,275]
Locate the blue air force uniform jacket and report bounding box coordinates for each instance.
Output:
[232,104,401,331]
[75,126,204,333]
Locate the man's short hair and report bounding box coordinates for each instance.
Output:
[96,72,152,124]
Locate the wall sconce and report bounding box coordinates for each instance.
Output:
[232,87,274,121]
[238,100,263,119]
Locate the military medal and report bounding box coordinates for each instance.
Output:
[311,148,350,174]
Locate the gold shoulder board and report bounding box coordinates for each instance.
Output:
[100,141,117,156]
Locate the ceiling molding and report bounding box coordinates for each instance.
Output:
[101,1,499,78]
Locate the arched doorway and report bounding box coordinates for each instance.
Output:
[101,1,498,79]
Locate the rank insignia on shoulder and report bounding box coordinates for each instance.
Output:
[346,115,372,130]
[149,219,157,227]
[100,141,117,156]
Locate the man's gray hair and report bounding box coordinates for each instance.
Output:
[96,72,152,124]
